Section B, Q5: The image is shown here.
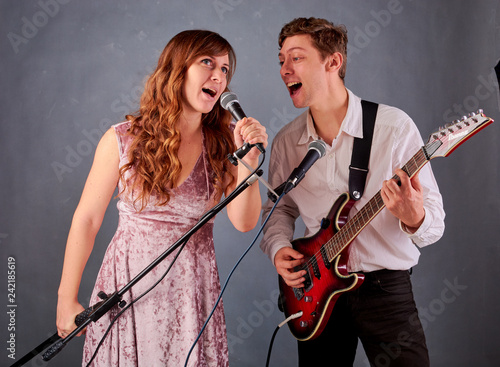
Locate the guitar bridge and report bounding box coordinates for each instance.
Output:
[292,266,313,300]
[293,287,304,301]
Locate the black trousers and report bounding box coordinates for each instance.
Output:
[297,270,429,367]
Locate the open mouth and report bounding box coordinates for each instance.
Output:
[202,88,217,98]
[287,82,302,96]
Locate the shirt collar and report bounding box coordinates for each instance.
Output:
[298,88,364,145]
[297,111,319,145]
[343,89,363,139]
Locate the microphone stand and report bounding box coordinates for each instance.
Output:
[11,169,264,367]
[227,148,279,201]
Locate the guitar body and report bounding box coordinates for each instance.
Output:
[278,193,365,341]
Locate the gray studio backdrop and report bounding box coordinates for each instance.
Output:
[1,0,500,366]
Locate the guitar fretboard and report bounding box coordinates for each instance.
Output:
[323,146,431,262]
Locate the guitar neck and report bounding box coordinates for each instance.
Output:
[324,146,430,262]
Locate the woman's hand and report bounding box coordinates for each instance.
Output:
[233,117,268,162]
[56,298,86,338]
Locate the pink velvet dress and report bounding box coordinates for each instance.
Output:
[82,121,228,366]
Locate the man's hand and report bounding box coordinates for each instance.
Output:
[381,168,425,233]
[274,246,307,288]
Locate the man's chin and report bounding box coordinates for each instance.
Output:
[291,99,306,109]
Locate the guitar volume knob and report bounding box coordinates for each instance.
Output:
[300,320,309,328]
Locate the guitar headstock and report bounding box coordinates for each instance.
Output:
[425,110,494,159]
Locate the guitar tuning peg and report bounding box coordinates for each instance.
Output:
[468,112,476,117]
[476,108,483,115]
[460,115,468,121]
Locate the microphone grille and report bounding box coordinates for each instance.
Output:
[308,139,327,157]
[220,92,238,110]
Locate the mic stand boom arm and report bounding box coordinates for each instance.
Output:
[12,169,264,367]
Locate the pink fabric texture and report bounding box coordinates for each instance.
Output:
[82,121,228,366]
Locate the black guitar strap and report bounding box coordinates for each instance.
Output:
[349,100,378,200]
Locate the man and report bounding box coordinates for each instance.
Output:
[260,17,445,366]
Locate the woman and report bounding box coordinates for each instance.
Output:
[56,30,267,366]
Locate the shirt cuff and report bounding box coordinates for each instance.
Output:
[399,208,430,238]
[399,208,431,245]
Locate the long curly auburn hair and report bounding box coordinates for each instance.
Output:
[120,30,237,210]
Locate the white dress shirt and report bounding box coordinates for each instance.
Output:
[260,89,445,272]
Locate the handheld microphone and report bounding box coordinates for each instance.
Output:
[220,91,246,121]
[220,92,265,158]
[283,139,327,194]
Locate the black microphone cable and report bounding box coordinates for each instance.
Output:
[265,311,303,367]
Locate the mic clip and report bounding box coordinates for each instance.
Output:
[267,182,285,203]
[227,143,265,166]
[266,177,295,203]
[227,153,238,166]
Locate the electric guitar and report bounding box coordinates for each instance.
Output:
[278,110,493,341]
